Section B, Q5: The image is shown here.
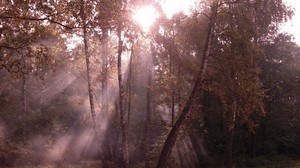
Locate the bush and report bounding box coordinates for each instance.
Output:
[0,142,29,166]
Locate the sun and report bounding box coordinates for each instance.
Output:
[132,1,197,32]
[133,5,158,32]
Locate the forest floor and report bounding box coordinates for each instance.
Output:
[4,157,300,168]
[289,162,300,168]
[259,159,300,168]
[8,161,102,168]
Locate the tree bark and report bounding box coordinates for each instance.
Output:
[21,54,27,144]
[80,1,107,167]
[127,48,133,127]
[169,47,175,126]
[100,29,113,161]
[224,100,237,168]
[117,23,129,168]
[156,2,219,167]
[171,90,175,126]
[145,44,153,168]
[176,142,184,167]
[100,29,109,113]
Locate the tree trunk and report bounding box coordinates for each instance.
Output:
[224,125,233,167]
[145,44,153,168]
[21,54,27,144]
[171,88,175,126]
[100,29,113,161]
[156,2,219,167]
[224,100,237,168]
[117,23,129,168]
[176,142,184,167]
[80,1,107,167]
[40,54,47,111]
[250,133,256,158]
[113,99,121,160]
[127,48,133,127]
[224,127,234,168]
[169,48,175,126]
[100,29,109,114]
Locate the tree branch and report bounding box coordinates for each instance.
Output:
[0,16,73,29]
[0,45,24,50]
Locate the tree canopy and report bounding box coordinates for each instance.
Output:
[0,0,299,167]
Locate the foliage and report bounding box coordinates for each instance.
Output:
[0,0,299,167]
[257,34,300,157]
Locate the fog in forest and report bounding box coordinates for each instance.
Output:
[1,0,300,168]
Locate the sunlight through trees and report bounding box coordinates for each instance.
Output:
[0,0,299,167]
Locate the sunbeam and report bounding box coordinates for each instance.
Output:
[40,72,77,105]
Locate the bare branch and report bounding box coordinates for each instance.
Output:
[0,45,24,50]
[0,16,73,29]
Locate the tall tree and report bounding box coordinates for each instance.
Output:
[258,34,300,158]
[209,0,292,166]
[144,42,154,168]
[116,0,129,165]
[21,54,27,143]
[80,0,107,166]
[156,1,219,167]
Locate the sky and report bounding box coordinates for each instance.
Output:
[282,0,300,45]
[134,0,300,45]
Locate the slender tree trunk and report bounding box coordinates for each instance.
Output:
[116,1,129,166]
[156,2,219,167]
[117,23,129,168]
[21,54,27,144]
[261,102,271,153]
[113,99,121,160]
[40,55,47,111]
[144,76,151,168]
[171,90,175,126]
[80,1,107,167]
[224,128,234,168]
[100,29,112,161]
[127,48,133,127]
[101,29,109,113]
[176,142,184,167]
[145,44,153,168]
[224,100,237,168]
[219,108,225,166]
[250,133,256,158]
[178,66,182,112]
[169,50,175,126]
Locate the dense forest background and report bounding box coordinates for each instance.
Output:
[1,0,300,167]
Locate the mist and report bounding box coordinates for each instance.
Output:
[1,0,300,167]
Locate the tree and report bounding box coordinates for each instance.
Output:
[144,42,153,168]
[115,0,131,166]
[157,0,292,167]
[79,0,108,167]
[156,1,219,167]
[0,0,298,167]
[258,34,300,157]
[208,1,292,166]
[0,0,61,146]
